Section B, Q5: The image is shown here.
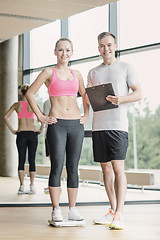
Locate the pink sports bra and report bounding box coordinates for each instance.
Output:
[48,67,79,97]
[17,101,35,119]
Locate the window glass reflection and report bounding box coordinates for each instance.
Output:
[70,5,108,60]
[30,20,60,68]
[119,0,160,49]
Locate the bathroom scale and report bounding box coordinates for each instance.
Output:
[48,219,86,227]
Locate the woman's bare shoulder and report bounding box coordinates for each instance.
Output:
[72,69,82,78]
[43,67,53,76]
[13,101,20,109]
[6,101,20,113]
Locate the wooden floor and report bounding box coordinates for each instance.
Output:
[0,176,160,239]
[0,204,160,240]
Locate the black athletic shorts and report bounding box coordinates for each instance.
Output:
[92,130,128,162]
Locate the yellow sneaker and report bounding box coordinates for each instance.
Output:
[109,212,124,230]
[93,208,114,225]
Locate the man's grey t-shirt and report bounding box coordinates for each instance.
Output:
[87,61,139,132]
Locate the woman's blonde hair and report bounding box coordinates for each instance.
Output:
[20,84,29,96]
[54,38,73,51]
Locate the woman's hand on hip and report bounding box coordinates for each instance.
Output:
[80,114,89,125]
[38,114,57,125]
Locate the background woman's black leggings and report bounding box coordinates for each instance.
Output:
[16,131,38,172]
[47,119,84,188]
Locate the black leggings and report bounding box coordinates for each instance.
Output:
[47,119,84,188]
[16,131,38,172]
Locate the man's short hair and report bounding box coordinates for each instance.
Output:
[98,32,116,43]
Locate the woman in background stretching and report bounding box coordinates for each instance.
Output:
[4,84,43,194]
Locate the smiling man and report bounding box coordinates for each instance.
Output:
[87,32,142,230]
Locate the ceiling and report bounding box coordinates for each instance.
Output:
[0,0,117,43]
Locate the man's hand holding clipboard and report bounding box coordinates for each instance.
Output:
[106,95,121,106]
[85,83,118,112]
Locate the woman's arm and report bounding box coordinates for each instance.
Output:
[4,103,18,134]
[36,122,44,134]
[25,67,55,125]
[75,70,89,124]
[35,105,44,134]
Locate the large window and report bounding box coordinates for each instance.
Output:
[120,49,160,113]
[30,20,60,68]
[119,0,160,171]
[120,49,160,170]
[70,5,108,60]
[119,0,160,49]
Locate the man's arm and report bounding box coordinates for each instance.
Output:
[106,83,142,105]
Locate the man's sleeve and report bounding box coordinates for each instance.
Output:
[127,63,139,87]
[87,70,93,87]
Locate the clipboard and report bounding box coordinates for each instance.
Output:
[86,83,118,112]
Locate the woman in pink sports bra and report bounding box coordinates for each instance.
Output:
[26,38,89,223]
[4,84,43,195]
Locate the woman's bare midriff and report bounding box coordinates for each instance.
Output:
[49,96,81,119]
[18,118,37,132]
